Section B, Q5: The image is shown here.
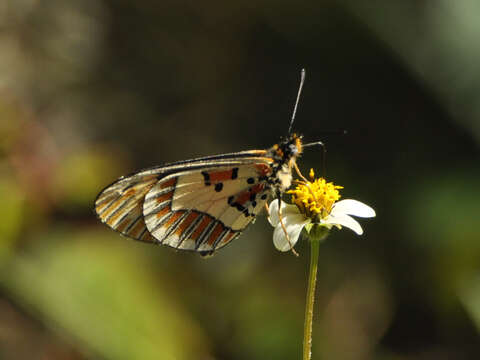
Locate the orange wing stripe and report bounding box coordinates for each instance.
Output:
[235,191,250,206]
[155,206,171,219]
[207,223,225,245]
[164,211,184,228]
[156,191,173,204]
[251,183,264,193]
[128,218,146,238]
[124,188,136,196]
[210,170,233,182]
[95,200,111,214]
[236,183,265,205]
[107,207,129,226]
[174,212,200,236]
[219,231,235,246]
[190,216,212,241]
[160,178,176,188]
[255,164,271,176]
[140,232,156,243]
[115,216,132,232]
[98,194,129,218]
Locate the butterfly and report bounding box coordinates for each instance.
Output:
[94,70,321,256]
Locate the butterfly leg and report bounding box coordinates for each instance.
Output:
[293,161,309,183]
[293,161,319,204]
[277,196,299,257]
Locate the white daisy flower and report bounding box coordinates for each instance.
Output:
[268,170,375,252]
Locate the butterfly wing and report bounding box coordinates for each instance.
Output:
[95,151,273,253]
[95,169,161,243]
[143,162,273,253]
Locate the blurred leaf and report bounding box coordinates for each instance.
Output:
[0,230,210,360]
[316,266,393,360]
[0,99,23,152]
[406,171,480,312]
[54,147,126,210]
[0,168,25,261]
[232,278,303,360]
[459,275,480,334]
[408,172,479,249]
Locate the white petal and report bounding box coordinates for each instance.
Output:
[267,199,300,227]
[331,199,376,218]
[273,214,309,251]
[323,213,364,235]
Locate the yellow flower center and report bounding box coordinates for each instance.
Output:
[287,169,343,220]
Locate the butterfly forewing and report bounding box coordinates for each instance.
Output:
[95,170,164,242]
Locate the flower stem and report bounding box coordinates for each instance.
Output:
[303,236,319,360]
[303,226,328,360]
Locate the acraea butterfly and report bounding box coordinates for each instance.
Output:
[94,70,321,256]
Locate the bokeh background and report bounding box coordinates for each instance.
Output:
[1,1,480,359]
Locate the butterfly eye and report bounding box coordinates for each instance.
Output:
[289,144,299,156]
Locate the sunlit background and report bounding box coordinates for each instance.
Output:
[1,1,479,359]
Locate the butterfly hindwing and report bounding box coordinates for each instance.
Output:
[143,164,272,253]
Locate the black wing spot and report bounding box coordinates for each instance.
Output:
[231,168,239,179]
[214,183,223,192]
[247,177,255,184]
[235,204,245,212]
[261,194,268,200]
[201,171,211,186]
[252,201,257,208]
[227,196,234,205]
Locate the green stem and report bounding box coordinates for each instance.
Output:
[303,236,319,360]
[303,225,328,360]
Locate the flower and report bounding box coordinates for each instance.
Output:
[268,169,375,252]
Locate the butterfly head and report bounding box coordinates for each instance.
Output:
[272,133,303,161]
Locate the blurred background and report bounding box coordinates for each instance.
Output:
[0,0,479,359]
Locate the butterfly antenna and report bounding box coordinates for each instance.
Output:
[302,130,346,177]
[288,68,306,135]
